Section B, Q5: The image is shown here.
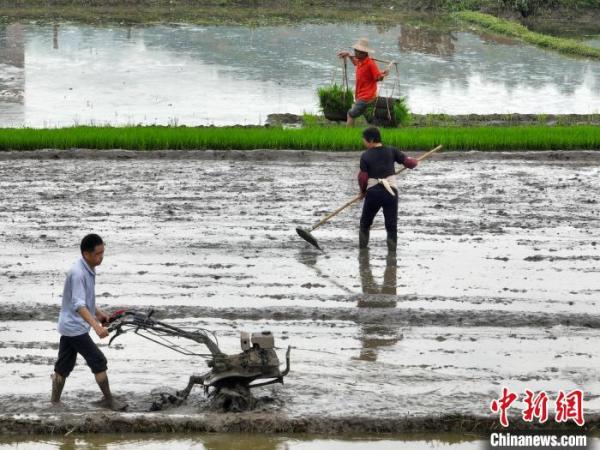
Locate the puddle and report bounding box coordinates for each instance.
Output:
[0,433,485,450]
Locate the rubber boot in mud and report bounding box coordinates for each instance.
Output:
[50,372,65,404]
[359,229,370,249]
[386,234,397,253]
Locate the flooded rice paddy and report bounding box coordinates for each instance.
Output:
[0,150,598,435]
[0,433,487,450]
[0,22,599,127]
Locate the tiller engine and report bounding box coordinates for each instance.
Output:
[107,309,290,411]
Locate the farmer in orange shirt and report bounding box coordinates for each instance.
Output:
[338,38,389,127]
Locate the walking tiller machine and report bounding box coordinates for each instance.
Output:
[107,309,290,411]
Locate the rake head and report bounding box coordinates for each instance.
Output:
[296,227,321,250]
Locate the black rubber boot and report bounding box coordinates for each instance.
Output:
[386,233,397,253]
[359,229,370,249]
[51,372,65,404]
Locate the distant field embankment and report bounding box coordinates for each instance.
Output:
[0,0,598,24]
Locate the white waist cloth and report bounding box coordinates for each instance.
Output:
[367,175,397,196]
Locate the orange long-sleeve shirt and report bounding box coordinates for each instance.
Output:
[355,57,382,101]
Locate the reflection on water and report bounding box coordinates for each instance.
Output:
[0,22,599,127]
[358,249,397,296]
[356,249,401,362]
[398,25,456,57]
[477,31,519,46]
[0,433,485,450]
[0,23,24,124]
[53,24,59,50]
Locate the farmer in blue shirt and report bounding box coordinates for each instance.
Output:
[51,234,126,411]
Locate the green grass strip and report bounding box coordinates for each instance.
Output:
[1,125,599,151]
[456,11,600,59]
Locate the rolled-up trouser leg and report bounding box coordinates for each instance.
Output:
[52,334,78,403]
[68,333,107,375]
[54,335,79,378]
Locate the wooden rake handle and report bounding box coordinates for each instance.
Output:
[310,193,364,231]
[309,144,443,232]
[396,144,443,175]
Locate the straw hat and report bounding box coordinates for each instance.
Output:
[351,37,374,53]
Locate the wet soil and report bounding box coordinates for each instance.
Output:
[0,150,598,435]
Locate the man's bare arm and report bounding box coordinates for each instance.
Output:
[78,307,109,338]
[337,51,358,66]
[95,307,109,324]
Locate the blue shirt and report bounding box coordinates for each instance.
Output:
[57,257,96,336]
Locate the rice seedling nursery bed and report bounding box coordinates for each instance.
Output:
[0,125,599,151]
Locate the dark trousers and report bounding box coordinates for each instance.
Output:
[54,333,108,377]
[360,185,398,241]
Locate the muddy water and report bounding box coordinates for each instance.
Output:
[0,433,486,449]
[0,22,599,127]
[0,151,599,433]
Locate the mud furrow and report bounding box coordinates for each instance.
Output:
[1,302,600,328]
